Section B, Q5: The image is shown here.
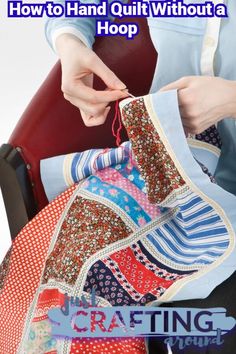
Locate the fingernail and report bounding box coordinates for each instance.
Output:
[120,90,130,97]
[114,80,127,90]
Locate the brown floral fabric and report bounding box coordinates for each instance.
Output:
[121,98,186,204]
[42,196,132,285]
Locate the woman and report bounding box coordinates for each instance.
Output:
[45,0,236,195]
[45,1,236,353]
[1,1,236,353]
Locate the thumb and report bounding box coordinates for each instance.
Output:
[92,55,126,90]
[159,77,190,92]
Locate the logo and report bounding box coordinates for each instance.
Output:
[47,290,236,350]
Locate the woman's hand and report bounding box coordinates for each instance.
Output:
[56,33,129,127]
[160,76,236,134]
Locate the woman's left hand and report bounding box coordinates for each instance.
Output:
[160,76,236,134]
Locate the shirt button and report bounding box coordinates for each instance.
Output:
[204,36,216,47]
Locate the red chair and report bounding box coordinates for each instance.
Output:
[0,18,157,240]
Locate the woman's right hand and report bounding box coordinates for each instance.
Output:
[56,33,129,127]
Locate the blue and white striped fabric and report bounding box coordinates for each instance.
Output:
[146,190,229,267]
[40,141,131,202]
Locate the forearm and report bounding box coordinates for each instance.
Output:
[46,8,128,128]
[55,33,87,59]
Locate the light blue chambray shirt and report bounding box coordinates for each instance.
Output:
[45,0,236,196]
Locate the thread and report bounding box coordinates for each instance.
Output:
[93,93,136,173]
[112,100,123,147]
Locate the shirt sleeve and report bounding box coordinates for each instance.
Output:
[45,0,127,52]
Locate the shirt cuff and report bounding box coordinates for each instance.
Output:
[51,26,92,53]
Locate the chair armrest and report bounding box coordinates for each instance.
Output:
[0,144,37,240]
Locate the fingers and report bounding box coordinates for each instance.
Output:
[182,119,207,135]
[64,92,112,127]
[92,55,127,90]
[64,92,109,116]
[63,80,128,104]
[60,46,128,127]
[159,76,193,92]
[62,74,129,126]
[58,36,129,126]
[80,107,111,127]
[160,76,214,135]
[177,88,191,106]
[181,109,207,134]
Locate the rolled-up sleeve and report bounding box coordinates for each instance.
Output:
[45,0,98,51]
[45,0,127,52]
